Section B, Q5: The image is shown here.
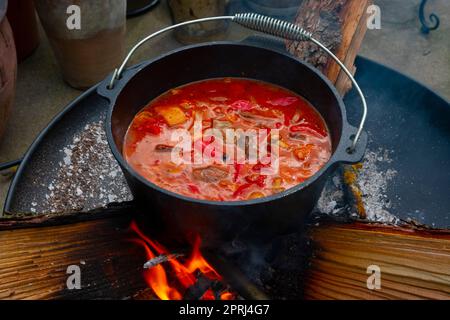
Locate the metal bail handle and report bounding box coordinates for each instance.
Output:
[108,13,367,153]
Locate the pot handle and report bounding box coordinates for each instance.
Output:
[338,124,368,164]
[108,13,367,153]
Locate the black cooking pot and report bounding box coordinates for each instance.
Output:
[98,42,367,246]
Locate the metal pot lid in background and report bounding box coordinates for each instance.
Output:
[0,0,7,22]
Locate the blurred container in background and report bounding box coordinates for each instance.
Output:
[168,0,228,44]
[0,0,17,141]
[127,0,160,18]
[35,0,126,89]
[6,0,40,63]
[244,0,300,18]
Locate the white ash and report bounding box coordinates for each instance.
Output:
[316,148,399,224]
[42,121,132,213]
[355,149,398,224]
[315,174,351,217]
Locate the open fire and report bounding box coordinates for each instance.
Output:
[129,221,235,300]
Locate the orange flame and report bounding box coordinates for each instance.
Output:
[130,221,234,300]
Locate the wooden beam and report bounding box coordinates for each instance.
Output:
[0,215,147,300]
[288,0,371,95]
[304,222,450,300]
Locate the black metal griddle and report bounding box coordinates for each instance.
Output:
[2,38,450,229]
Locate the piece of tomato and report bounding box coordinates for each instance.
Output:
[135,117,163,135]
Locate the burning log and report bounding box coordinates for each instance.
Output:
[132,288,159,300]
[288,0,372,95]
[205,252,270,300]
[183,273,216,300]
[129,221,236,300]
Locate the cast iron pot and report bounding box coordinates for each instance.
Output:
[98,42,367,246]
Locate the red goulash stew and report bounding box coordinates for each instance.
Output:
[124,78,332,201]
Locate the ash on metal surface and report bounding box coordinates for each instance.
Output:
[353,149,398,223]
[315,173,350,219]
[315,148,399,224]
[40,121,132,214]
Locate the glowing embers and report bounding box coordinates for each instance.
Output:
[129,221,235,300]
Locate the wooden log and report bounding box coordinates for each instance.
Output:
[0,214,148,300]
[0,216,448,300]
[304,222,450,300]
[0,202,135,230]
[287,0,371,95]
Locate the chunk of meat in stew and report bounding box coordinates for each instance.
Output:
[192,166,229,183]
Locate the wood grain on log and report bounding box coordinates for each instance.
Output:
[0,216,448,300]
[288,0,371,95]
[0,215,147,300]
[304,222,450,300]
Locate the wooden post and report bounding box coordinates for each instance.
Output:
[287,0,371,95]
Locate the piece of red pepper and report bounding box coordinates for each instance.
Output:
[252,163,270,173]
[290,123,326,137]
[194,135,215,154]
[268,96,298,107]
[282,106,297,126]
[232,183,252,198]
[233,163,243,182]
[245,175,267,188]
[188,184,200,194]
